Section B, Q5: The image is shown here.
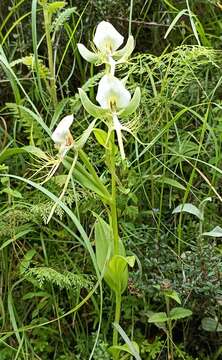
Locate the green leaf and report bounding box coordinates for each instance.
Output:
[77,43,98,63]
[75,119,97,149]
[94,215,128,293]
[0,228,33,251]
[23,146,49,160]
[156,177,185,190]
[106,255,129,294]
[109,341,140,358]
[46,1,66,14]
[164,9,188,39]
[112,323,142,360]
[78,88,108,119]
[95,215,113,273]
[201,317,222,332]
[22,291,50,300]
[0,188,22,198]
[164,290,181,305]
[202,226,222,237]
[119,87,141,117]
[19,249,37,274]
[172,203,203,221]
[126,256,135,268]
[63,158,111,203]
[93,128,110,148]
[148,312,168,323]
[169,307,192,320]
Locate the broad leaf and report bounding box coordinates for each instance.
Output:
[148,312,168,323]
[156,177,185,190]
[109,341,140,358]
[105,254,129,293]
[202,226,222,237]
[201,317,222,332]
[93,128,110,148]
[172,203,203,221]
[164,290,181,305]
[169,307,192,320]
[95,215,113,273]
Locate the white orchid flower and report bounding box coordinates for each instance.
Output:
[51,115,74,156]
[96,74,132,160]
[77,21,134,73]
[93,21,123,55]
[96,74,131,111]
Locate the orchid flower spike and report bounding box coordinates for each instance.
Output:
[51,115,74,157]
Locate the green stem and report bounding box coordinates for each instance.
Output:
[113,291,121,357]
[43,6,57,107]
[109,131,122,357]
[166,297,174,360]
[110,132,119,255]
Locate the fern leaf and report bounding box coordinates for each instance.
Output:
[51,7,77,33]
[27,267,93,291]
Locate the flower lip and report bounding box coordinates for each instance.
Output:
[93,21,124,54]
[96,75,131,111]
[51,115,74,144]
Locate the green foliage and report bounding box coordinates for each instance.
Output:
[27,266,93,291]
[51,6,77,33]
[6,102,44,145]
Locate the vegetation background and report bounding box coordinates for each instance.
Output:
[0,0,222,359]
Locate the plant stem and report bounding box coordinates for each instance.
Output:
[43,5,57,108]
[110,132,119,255]
[109,131,122,357]
[113,291,121,357]
[166,296,174,360]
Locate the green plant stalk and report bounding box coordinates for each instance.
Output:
[110,132,119,256]
[165,296,174,360]
[42,6,57,107]
[113,291,121,354]
[109,131,122,356]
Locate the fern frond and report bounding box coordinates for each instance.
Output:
[6,102,43,144]
[28,267,93,291]
[10,55,50,79]
[51,7,77,34]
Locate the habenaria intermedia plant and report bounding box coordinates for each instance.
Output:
[77,21,141,358]
[51,21,141,358]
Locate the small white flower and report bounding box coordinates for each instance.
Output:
[96,75,131,111]
[51,115,74,145]
[93,21,124,54]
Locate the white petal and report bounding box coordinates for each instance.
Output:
[93,21,124,53]
[96,75,131,110]
[51,115,74,144]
